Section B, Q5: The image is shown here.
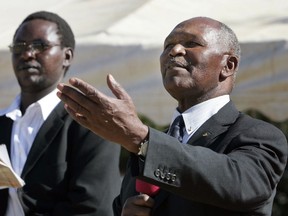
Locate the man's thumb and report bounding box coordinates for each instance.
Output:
[107,74,131,100]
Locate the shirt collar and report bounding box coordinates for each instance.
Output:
[170,95,230,136]
[0,89,60,121]
[37,89,60,120]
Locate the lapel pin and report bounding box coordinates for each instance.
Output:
[202,132,209,137]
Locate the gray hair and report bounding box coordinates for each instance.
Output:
[218,22,241,60]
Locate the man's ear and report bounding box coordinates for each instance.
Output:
[63,48,74,68]
[220,55,239,79]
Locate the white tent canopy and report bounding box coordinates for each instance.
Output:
[0,0,288,125]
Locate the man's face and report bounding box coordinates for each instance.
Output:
[11,19,68,93]
[160,17,228,105]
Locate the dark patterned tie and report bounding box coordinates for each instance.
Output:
[168,115,185,142]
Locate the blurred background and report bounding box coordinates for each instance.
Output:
[0,0,288,215]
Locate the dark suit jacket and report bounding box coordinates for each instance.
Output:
[113,101,288,216]
[0,102,121,216]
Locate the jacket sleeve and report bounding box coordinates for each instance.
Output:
[139,120,287,211]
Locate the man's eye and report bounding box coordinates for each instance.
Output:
[11,44,26,53]
[164,44,174,50]
[33,43,46,51]
[14,44,26,50]
[186,41,200,47]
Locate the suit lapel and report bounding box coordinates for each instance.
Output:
[187,101,239,147]
[21,103,67,178]
[0,116,13,155]
[0,116,13,215]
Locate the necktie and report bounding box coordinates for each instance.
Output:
[168,115,185,142]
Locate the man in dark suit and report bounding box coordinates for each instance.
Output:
[0,11,121,216]
[56,17,288,215]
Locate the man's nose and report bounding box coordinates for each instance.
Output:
[169,44,186,57]
[20,47,37,59]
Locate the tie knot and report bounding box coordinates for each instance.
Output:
[168,115,185,142]
[172,115,184,127]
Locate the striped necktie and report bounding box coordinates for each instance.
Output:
[168,115,185,142]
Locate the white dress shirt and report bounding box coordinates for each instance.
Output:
[169,95,230,143]
[0,89,60,216]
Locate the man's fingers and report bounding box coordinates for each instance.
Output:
[132,194,155,208]
[68,77,97,96]
[64,76,132,106]
[64,104,89,125]
[68,77,110,104]
[121,195,155,216]
[107,74,132,101]
[57,83,91,116]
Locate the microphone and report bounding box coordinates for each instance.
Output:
[136,179,160,196]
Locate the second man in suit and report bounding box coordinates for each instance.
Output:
[0,11,121,216]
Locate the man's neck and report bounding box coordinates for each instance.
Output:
[20,89,52,114]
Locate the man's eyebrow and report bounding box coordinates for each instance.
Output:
[165,32,206,45]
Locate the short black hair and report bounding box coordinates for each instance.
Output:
[14,10,75,50]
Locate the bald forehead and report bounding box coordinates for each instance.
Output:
[166,17,222,43]
[163,17,229,54]
[175,17,221,32]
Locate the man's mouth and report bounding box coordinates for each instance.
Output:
[18,64,39,72]
[168,58,189,70]
[167,61,188,71]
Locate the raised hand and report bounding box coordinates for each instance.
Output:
[57,74,149,153]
